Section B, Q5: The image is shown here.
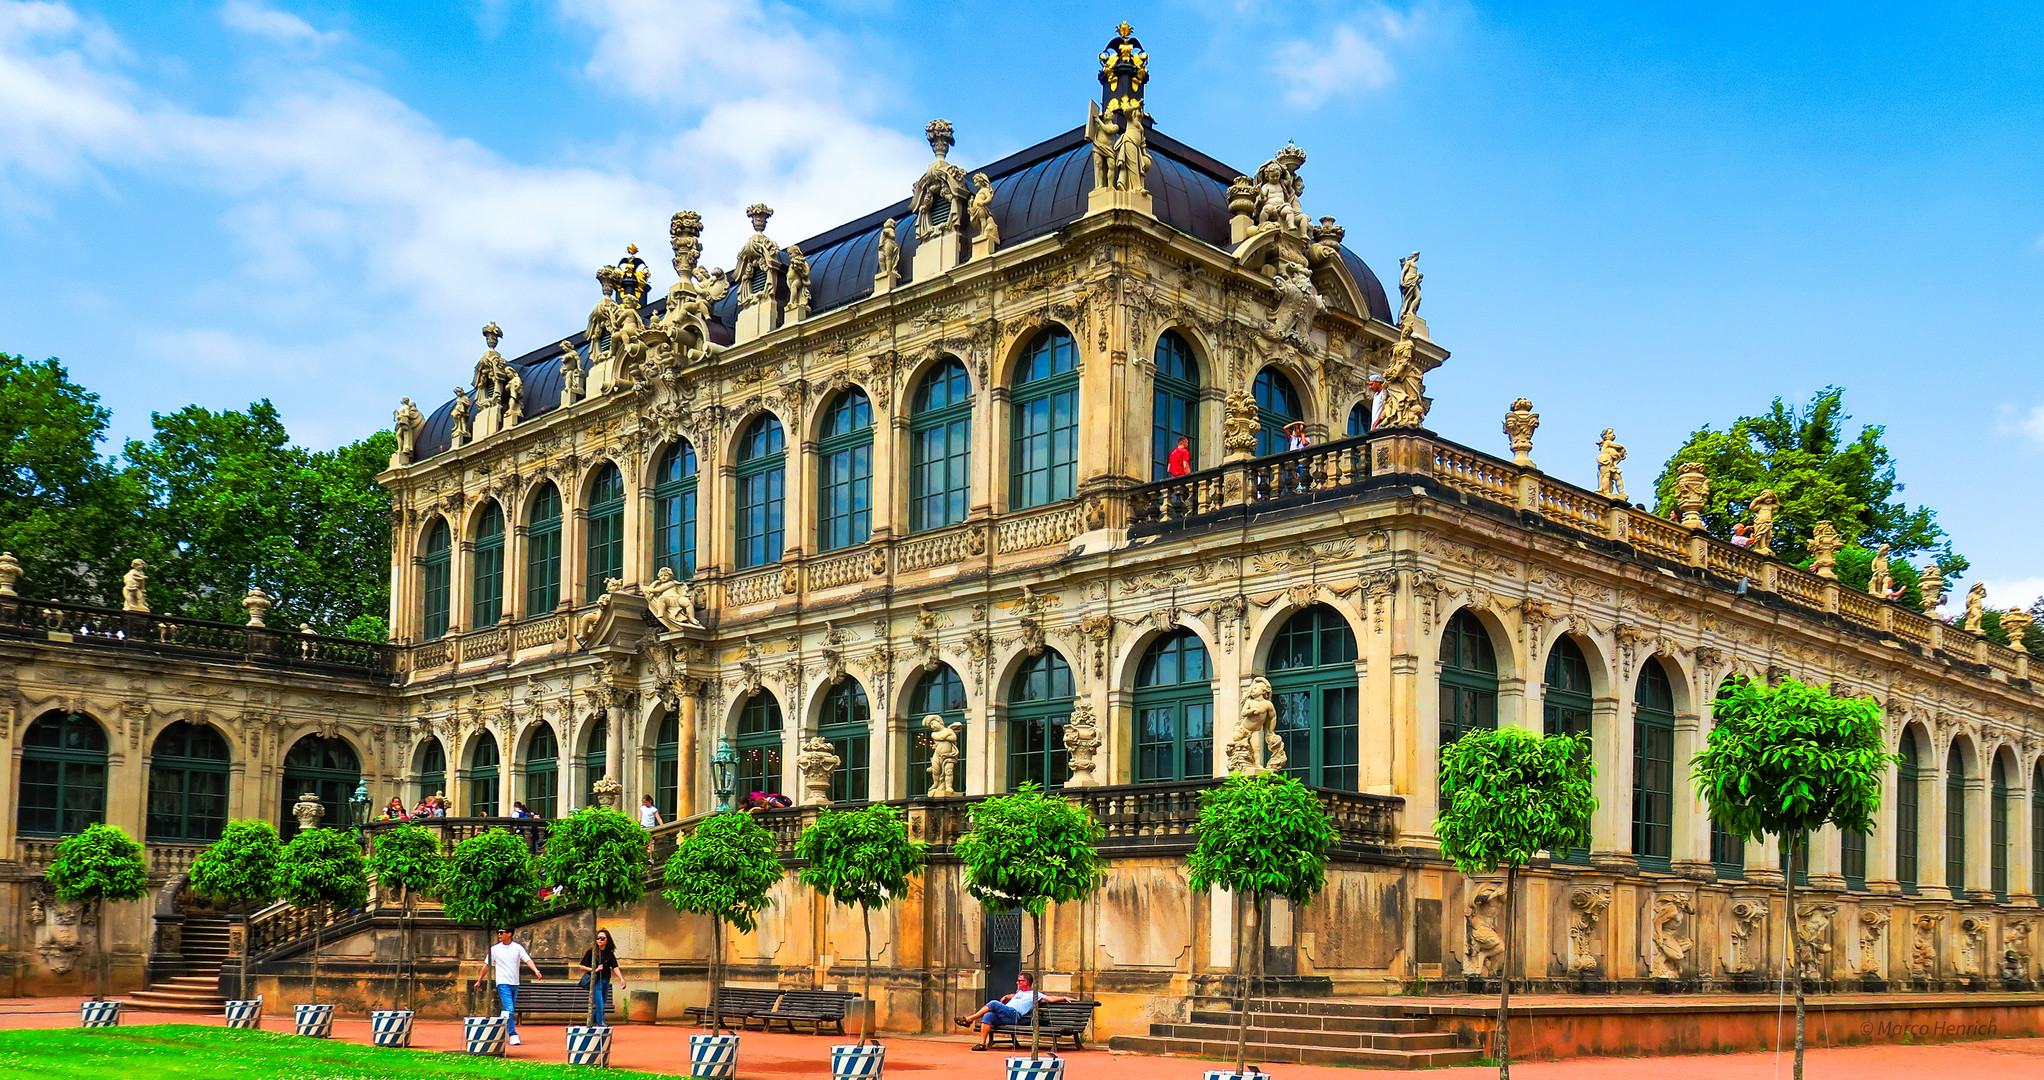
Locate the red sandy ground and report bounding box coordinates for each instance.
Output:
[2,997,2042,1078]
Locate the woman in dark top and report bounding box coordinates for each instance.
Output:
[577,928,628,1027]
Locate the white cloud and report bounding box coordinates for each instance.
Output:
[1270,4,1425,109]
[2004,403,2044,449]
[220,1,344,49]
[1979,577,2044,613]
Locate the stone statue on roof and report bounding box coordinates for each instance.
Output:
[1267,258,1324,345]
[875,219,900,291]
[912,120,971,238]
[1399,251,1424,333]
[732,204,780,303]
[558,341,585,406]
[391,397,423,467]
[658,210,727,374]
[1252,144,1308,238]
[1111,104,1151,194]
[1087,101,1122,191]
[969,172,999,252]
[785,245,811,321]
[1375,333,1432,430]
[502,369,523,427]
[1595,429,1626,499]
[450,387,473,447]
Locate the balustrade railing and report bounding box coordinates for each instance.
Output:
[1535,481,1605,531]
[1774,567,1828,609]
[807,548,875,591]
[461,626,508,660]
[1984,641,2024,677]
[514,613,567,651]
[1431,444,1515,502]
[0,596,398,680]
[1892,610,1936,647]
[896,526,973,572]
[16,838,56,869]
[998,504,1084,552]
[148,843,207,876]
[1625,511,1691,561]
[725,568,784,607]
[412,639,452,669]
[1838,590,1883,628]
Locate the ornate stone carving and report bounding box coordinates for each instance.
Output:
[645,567,700,630]
[1858,908,1890,978]
[1868,544,1894,597]
[1222,387,1260,461]
[1748,488,1779,556]
[2001,607,2033,649]
[1956,915,1987,977]
[796,736,840,805]
[1062,703,1101,787]
[1795,903,1836,980]
[558,341,585,406]
[733,204,780,306]
[0,549,20,596]
[1909,912,1942,979]
[874,219,900,292]
[1674,462,1709,529]
[1502,398,1539,467]
[1375,332,1430,429]
[1226,677,1286,774]
[591,776,622,808]
[1809,521,1842,580]
[969,172,999,252]
[912,119,971,237]
[1918,562,1946,615]
[924,714,964,798]
[1267,259,1324,345]
[1649,892,1694,980]
[120,559,150,613]
[1397,250,1423,336]
[1565,887,1611,974]
[392,398,424,467]
[1465,880,1507,977]
[241,588,272,627]
[785,246,811,322]
[450,387,473,447]
[2001,918,2034,983]
[1727,898,1769,974]
[291,791,327,832]
[1595,429,1626,500]
[1248,143,1308,239]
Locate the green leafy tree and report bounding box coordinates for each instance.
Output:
[538,806,651,912]
[188,820,283,1000]
[954,784,1104,1059]
[662,811,783,1033]
[1692,678,1891,1080]
[44,824,151,1002]
[439,829,542,1002]
[1187,773,1337,1075]
[366,823,444,1010]
[1436,727,1596,1080]
[796,805,929,1045]
[275,826,370,1005]
[0,354,139,605]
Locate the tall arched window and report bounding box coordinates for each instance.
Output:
[1946,743,1967,892]
[18,712,108,837]
[1267,605,1360,790]
[526,483,562,614]
[736,415,786,569]
[581,716,608,809]
[421,518,451,639]
[1631,660,1676,870]
[472,501,505,628]
[1439,610,1498,761]
[910,360,972,532]
[415,739,446,805]
[654,442,699,578]
[908,665,967,798]
[817,390,874,552]
[525,725,558,820]
[147,722,230,842]
[1991,754,2011,901]
[2033,761,2044,899]
[737,694,785,797]
[1544,638,1595,860]
[585,464,625,599]
[1008,651,1074,791]
[1842,827,1867,891]
[1010,329,1079,509]
[655,713,680,819]
[1134,630,1214,782]
[1896,728,1921,892]
[1151,331,1200,479]
[281,735,359,838]
[1346,401,1371,436]
[1252,367,1303,456]
[469,735,501,817]
[1710,679,1745,879]
[819,681,872,803]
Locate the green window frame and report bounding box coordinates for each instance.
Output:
[421,518,451,639]
[1252,367,1303,457]
[1134,629,1214,782]
[525,724,558,820]
[147,722,230,843]
[1347,401,1371,436]
[1266,605,1360,791]
[817,390,874,552]
[907,666,968,798]
[2033,762,2044,899]
[468,734,501,818]
[415,739,446,805]
[584,464,625,600]
[1438,609,1498,765]
[471,501,505,629]
[17,712,108,837]
[736,693,785,798]
[581,716,608,810]
[818,680,872,803]
[736,414,786,570]
[1543,637,1595,862]
[1710,817,1745,879]
[526,484,562,615]
[1007,651,1074,791]
[1842,828,1867,890]
[281,735,359,839]
[1896,728,1920,892]
[1991,756,2010,901]
[910,360,973,532]
[1631,660,1676,871]
[655,713,679,819]
[1945,744,1966,893]
[1009,329,1078,510]
[1151,331,1200,479]
[654,442,698,578]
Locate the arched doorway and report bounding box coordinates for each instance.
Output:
[1265,606,1359,790]
[147,722,231,843]
[281,735,360,838]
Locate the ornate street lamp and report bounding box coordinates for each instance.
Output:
[349,781,370,831]
[711,736,739,812]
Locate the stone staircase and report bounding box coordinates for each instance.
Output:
[125,916,231,1012]
[1109,997,1485,1070]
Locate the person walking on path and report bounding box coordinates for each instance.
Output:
[637,794,663,829]
[955,973,1069,1051]
[475,927,544,1046]
[576,928,629,1027]
[1167,435,1192,477]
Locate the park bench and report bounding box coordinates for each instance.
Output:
[684,986,784,1030]
[503,982,594,1021]
[988,1000,1102,1051]
[759,989,862,1035]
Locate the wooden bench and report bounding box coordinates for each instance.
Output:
[759,989,862,1035]
[503,982,593,1021]
[683,986,784,1031]
[988,1000,1102,1051]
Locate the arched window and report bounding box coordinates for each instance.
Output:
[910,360,973,532]
[1544,637,1595,860]
[908,665,967,798]
[1346,401,1371,437]
[654,442,699,578]
[1135,630,1214,782]
[581,716,608,809]
[585,463,625,600]
[2033,761,2044,899]
[737,694,785,798]
[525,725,558,820]
[1439,610,1498,760]
[1991,754,2011,901]
[147,722,230,843]
[1252,367,1303,457]
[655,712,680,819]
[1842,827,1867,891]
[1267,605,1360,790]
[817,390,874,552]
[1896,728,1921,892]
[472,501,505,628]
[281,735,359,838]
[18,712,108,837]
[415,739,446,806]
[1710,679,1745,878]
[421,519,451,639]
[1008,651,1074,791]
[1945,743,1966,892]
[736,415,786,570]
[819,681,872,803]
[526,483,562,614]
[1631,660,1675,870]
[1010,329,1079,509]
[1151,331,1200,479]
[469,734,501,817]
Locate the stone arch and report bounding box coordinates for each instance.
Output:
[1109,614,1222,695]
[894,658,973,720]
[989,641,1077,705]
[576,455,630,507]
[997,321,1082,393]
[802,671,878,735]
[450,723,506,777]
[1248,359,1321,430]
[641,435,701,490]
[463,495,507,540]
[414,510,452,552]
[1436,601,1520,685]
[1532,622,1618,703]
[725,406,792,466]
[1147,322,1222,390]
[899,350,975,411]
[803,380,882,447]
[1244,591,1367,672]
[513,714,559,761]
[1635,652,1697,717]
[521,476,565,524]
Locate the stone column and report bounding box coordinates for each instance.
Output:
[606,699,626,791]
[619,469,643,591]
[1964,765,1991,899]
[1923,755,1952,901]
[450,530,473,636]
[566,502,590,606]
[869,397,899,546]
[677,683,701,818]
[1867,753,1902,894]
[1808,824,1846,891]
[506,520,529,621]
[1671,704,1711,878]
[389,515,414,641]
[1589,695,1631,868]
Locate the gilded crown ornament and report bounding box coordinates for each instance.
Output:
[1098,21,1149,117]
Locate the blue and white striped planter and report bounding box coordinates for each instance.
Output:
[79,1001,121,1028]
[464,1014,510,1056]
[293,1003,334,1038]
[567,1025,614,1067]
[688,1032,741,1079]
[1203,1071,1270,1080]
[223,996,263,1029]
[371,1010,414,1048]
[1004,1057,1065,1080]
[830,1043,886,1078]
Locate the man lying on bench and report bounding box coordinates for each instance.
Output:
[955,973,1069,1051]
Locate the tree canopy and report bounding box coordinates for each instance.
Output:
[366,822,444,901]
[276,826,370,913]
[662,811,782,934]
[0,355,137,606]
[1187,771,1337,906]
[45,823,151,906]
[795,804,928,912]
[188,820,284,906]
[438,829,541,929]
[1436,727,1597,875]
[1693,677,1891,845]
[538,806,650,912]
[955,783,1103,917]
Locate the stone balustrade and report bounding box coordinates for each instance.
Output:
[0,596,398,680]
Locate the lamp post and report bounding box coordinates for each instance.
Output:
[710,736,739,812]
[349,781,370,832]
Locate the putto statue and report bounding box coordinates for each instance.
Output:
[796,737,841,806]
[1248,143,1309,239]
[1086,101,1122,192]
[785,245,811,322]
[558,341,585,406]
[969,172,999,252]
[1868,543,1893,597]
[645,566,700,630]
[874,219,901,291]
[1809,520,1842,579]
[502,369,524,427]
[391,397,424,467]
[1226,676,1287,774]
[1502,398,1539,467]
[449,387,473,448]
[923,714,964,797]
[121,559,150,613]
[1595,429,1626,499]
[1964,582,1988,633]
[1748,488,1780,556]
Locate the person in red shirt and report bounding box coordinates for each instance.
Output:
[1167,436,1192,477]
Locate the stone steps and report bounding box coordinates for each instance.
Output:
[1185,1009,1430,1034]
[1107,1033,1483,1069]
[1140,1022,1460,1052]
[1109,998,1484,1070]
[125,916,235,1011]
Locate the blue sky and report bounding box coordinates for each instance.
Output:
[3,1,2041,604]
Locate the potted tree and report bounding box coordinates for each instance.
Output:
[1186,772,1338,1080]
[1436,725,1596,1080]
[44,823,149,1026]
[275,825,369,1037]
[186,819,282,1027]
[538,805,651,1066]
[1693,677,1889,1080]
[954,783,1103,1080]
[364,822,443,1047]
[797,804,929,1079]
[662,810,782,1080]
[438,828,540,1056]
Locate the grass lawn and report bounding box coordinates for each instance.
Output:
[0,1024,684,1079]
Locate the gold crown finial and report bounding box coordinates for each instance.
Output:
[1116,21,1133,37]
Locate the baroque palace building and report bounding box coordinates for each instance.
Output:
[3,27,2041,1034]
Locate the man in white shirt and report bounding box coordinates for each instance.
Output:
[955,973,1069,1051]
[638,794,664,829]
[475,927,544,1045]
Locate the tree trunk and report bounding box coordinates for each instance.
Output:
[1498,865,1516,1080]
[1235,891,1258,1075]
[311,903,324,1005]
[400,887,414,1012]
[1787,835,1804,1080]
[862,906,875,1047]
[95,897,108,1003]
[238,913,250,1003]
[1028,910,1044,1060]
[710,914,727,1033]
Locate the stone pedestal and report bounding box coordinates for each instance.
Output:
[1087,185,1153,217]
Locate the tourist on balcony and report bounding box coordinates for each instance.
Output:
[1167,435,1191,477]
[576,928,629,1028]
[1285,421,1311,451]
[638,793,664,829]
[955,972,1069,1050]
[380,797,408,821]
[432,794,450,817]
[744,791,793,815]
[1730,524,1752,548]
[475,927,544,1046]
[409,796,435,819]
